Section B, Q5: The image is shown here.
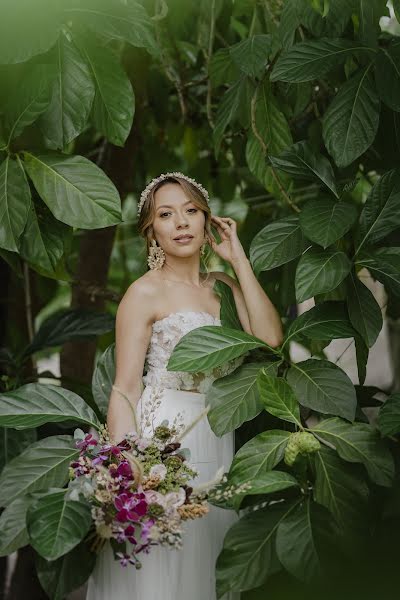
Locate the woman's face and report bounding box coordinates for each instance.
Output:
[151,182,206,258]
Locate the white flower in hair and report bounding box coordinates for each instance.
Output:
[137,172,210,216]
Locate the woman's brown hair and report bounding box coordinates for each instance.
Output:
[137,175,213,256]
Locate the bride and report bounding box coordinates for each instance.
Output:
[86,172,283,600]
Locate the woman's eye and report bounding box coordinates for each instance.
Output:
[188,208,197,213]
[160,212,170,217]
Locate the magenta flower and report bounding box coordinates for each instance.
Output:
[114,492,148,522]
[116,461,133,479]
[76,433,98,452]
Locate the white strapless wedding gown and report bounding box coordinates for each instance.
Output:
[86,311,244,600]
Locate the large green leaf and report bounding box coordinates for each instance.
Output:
[250,216,305,274]
[3,64,53,143]
[378,393,400,436]
[287,359,357,421]
[65,0,158,54]
[346,270,382,348]
[269,140,339,198]
[208,363,269,436]
[322,65,380,167]
[0,383,101,430]
[375,45,400,111]
[74,33,134,147]
[0,495,33,556]
[295,247,352,303]
[394,0,400,22]
[27,488,92,560]
[22,152,121,229]
[276,498,333,582]
[230,35,272,78]
[283,301,356,349]
[229,471,299,512]
[216,501,299,597]
[0,435,78,507]
[0,0,62,64]
[208,48,240,87]
[35,538,96,600]
[313,446,369,532]
[357,247,400,298]
[24,308,115,356]
[214,76,249,158]
[271,38,369,83]
[19,200,69,275]
[278,0,302,49]
[92,343,115,418]
[167,326,268,372]
[0,156,31,252]
[299,198,358,249]
[300,0,357,37]
[228,430,291,484]
[355,169,400,254]
[257,370,301,426]
[38,33,95,149]
[311,417,395,486]
[0,428,37,472]
[358,0,389,47]
[213,279,242,330]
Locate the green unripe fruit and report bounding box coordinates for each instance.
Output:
[297,431,321,454]
[284,431,320,466]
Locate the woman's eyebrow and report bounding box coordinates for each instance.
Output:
[157,200,192,209]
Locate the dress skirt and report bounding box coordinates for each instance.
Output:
[86,385,240,600]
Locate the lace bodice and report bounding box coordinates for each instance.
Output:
[142,311,245,394]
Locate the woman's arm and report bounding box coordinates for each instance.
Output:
[107,280,155,444]
[210,216,284,348]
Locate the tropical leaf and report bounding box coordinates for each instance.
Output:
[271,38,369,83]
[230,35,272,78]
[346,270,382,348]
[229,471,299,511]
[378,393,400,436]
[269,140,339,198]
[295,247,351,303]
[213,279,242,330]
[375,45,400,110]
[0,495,34,556]
[214,77,248,158]
[92,343,115,417]
[257,370,301,426]
[311,417,395,486]
[27,488,92,560]
[208,363,269,436]
[356,247,400,298]
[38,33,95,149]
[287,359,357,421]
[299,198,358,248]
[322,65,380,167]
[0,428,37,472]
[0,156,31,252]
[208,48,240,87]
[0,383,101,430]
[250,216,305,274]
[0,436,78,507]
[22,152,121,229]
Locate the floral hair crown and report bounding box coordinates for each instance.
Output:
[137,171,210,216]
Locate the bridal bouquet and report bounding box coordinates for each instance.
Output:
[67,385,250,569]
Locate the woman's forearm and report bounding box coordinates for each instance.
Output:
[107,382,143,444]
[232,256,284,348]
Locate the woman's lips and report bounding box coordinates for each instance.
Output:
[174,236,193,244]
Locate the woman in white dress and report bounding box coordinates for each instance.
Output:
[86,172,284,600]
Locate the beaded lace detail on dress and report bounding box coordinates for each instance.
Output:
[142,311,245,394]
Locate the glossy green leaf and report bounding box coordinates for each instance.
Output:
[229,471,299,511]
[0,495,33,556]
[167,325,268,372]
[346,270,382,348]
[269,140,339,198]
[287,359,357,421]
[230,35,272,78]
[271,38,368,83]
[214,77,248,158]
[208,48,240,87]
[0,428,37,472]
[378,393,400,436]
[257,370,301,426]
[355,169,400,253]
[27,489,92,560]
[213,279,242,330]
[250,216,305,273]
[0,383,101,430]
[295,247,351,303]
[208,363,269,436]
[322,65,380,167]
[0,436,78,507]
[92,343,115,418]
[228,430,291,484]
[356,247,400,298]
[299,198,358,249]
[283,301,355,348]
[0,156,31,252]
[375,45,400,111]
[38,33,95,149]
[22,152,121,229]
[74,33,134,146]
[312,417,395,486]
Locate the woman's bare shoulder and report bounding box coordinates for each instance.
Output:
[118,271,163,323]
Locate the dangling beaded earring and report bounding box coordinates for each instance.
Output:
[147,239,165,270]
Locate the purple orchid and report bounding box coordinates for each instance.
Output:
[114,492,148,522]
[76,433,98,452]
